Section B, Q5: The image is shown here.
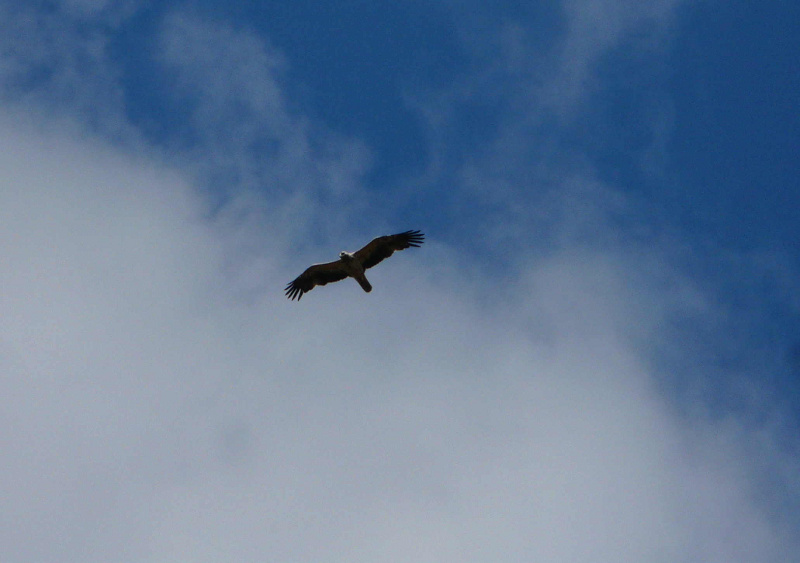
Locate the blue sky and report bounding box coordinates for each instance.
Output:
[1,1,799,561]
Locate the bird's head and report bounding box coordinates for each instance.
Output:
[339,251,354,261]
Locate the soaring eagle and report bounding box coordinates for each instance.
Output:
[285,230,424,300]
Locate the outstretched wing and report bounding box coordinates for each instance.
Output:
[354,230,425,270]
[285,261,348,301]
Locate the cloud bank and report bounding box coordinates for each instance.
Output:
[1,109,796,562]
[0,3,798,562]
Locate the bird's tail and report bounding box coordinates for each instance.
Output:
[356,275,372,293]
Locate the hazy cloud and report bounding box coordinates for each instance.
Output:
[0,1,138,139]
[548,0,681,111]
[157,12,372,234]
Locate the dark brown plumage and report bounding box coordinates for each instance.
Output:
[285,230,424,301]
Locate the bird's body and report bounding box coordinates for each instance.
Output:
[285,230,424,300]
[338,251,372,292]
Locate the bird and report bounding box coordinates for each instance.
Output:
[285,230,425,301]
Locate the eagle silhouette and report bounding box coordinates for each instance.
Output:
[285,230,424,301]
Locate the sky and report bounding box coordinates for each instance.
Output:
[1,1,799,561]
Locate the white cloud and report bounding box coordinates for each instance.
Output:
[0,108,797,562]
